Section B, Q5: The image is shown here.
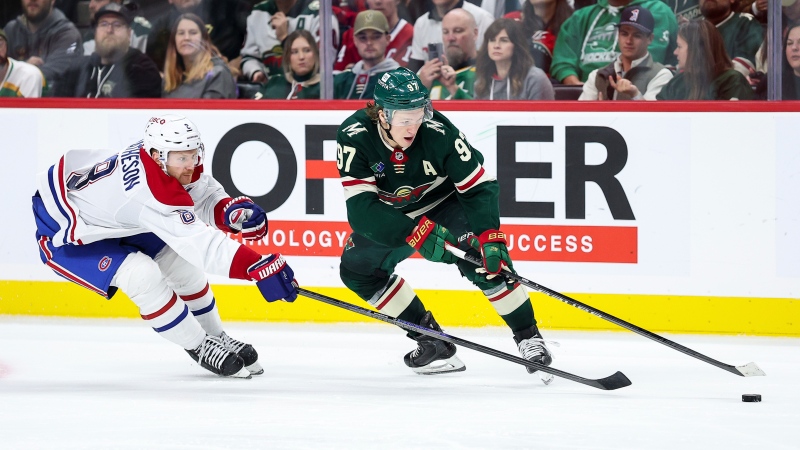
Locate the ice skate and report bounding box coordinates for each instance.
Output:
[514,325,555,385]
[186,335,251,378]
[220,331,263,375]
[404,311,466,375]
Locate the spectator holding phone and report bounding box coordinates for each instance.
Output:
[579,6,673,100]
[418,8,478,99]
[407,0,494,72]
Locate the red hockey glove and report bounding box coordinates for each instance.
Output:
[469,229,515,275]
[248,253,298,302]
[406,216,459,264]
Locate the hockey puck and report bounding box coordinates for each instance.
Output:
[742,394,761,402]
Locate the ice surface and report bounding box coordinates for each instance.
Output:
[0,317,796,450]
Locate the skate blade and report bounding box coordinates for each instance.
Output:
[226,367,252,379]
[246,362,264,376]
[538,371,555,385]
[412,355,466,375]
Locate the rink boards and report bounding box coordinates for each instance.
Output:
[0,100,797,336]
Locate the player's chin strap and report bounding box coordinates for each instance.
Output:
[380,119,398,143]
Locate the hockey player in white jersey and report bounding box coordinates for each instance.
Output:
[31,115,298,379]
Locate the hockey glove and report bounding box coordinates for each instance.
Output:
[406,216,459,264]
[248,253,298,302]
[469,230,515,276]
[224,197,267,241]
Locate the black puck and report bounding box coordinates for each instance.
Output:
[742,394,761,402]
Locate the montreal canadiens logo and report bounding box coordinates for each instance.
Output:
[98,256,112,271]
[178,210,196,224]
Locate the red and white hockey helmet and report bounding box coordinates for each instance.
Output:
[143,114,205,171]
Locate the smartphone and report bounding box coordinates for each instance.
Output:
[427,43,444,62]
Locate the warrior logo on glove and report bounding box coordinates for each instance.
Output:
[248,253,298,303]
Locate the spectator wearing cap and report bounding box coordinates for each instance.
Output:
[0,28,45,97]
[67,2,160,98]
[699,0,764,77]
[82,0,151,55]
[335,0,414,71]
[550,0,678,85]
[333,9,401,99]
[3,0,83,89]
[580,6,673,100]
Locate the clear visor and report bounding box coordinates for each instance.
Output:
[164,146,204,169]
[385,101,434,126]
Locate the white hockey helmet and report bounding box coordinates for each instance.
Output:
[143,114,205,171]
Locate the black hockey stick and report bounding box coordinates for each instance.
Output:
[444,243,765,378]
[297,288,631,391]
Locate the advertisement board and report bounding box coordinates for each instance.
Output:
[0,100,797,334]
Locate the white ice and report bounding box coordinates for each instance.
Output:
[0,317,797,450]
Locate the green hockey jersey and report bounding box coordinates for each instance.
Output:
[336,109,500,248]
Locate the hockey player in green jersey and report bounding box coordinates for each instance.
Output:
[335,67,554,382]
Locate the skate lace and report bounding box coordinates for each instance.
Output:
[411,344,423,358]
[197,336,230,370]
[517,338,558,360]
[220,331,245,353]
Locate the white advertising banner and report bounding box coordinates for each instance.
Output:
[1,105,797,299]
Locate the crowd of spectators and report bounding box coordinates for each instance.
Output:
[0,0,796,100]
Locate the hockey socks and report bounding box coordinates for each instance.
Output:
[112,252,205,350]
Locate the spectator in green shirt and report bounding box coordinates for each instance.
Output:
[255,29,320,99]
[700,0,764,77]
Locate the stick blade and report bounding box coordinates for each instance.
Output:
[735,362,766,377]
[592,371,632,390]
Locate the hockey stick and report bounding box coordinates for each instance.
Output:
[444,243,765,378]
[297,288,631,391]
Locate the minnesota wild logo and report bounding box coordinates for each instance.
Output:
[377,182,435,206]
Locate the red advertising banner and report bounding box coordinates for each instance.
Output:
[237,221,636,263]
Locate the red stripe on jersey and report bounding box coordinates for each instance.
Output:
[376,278,406,310]
[46,260,106,296]
[141,292,178,320]
[141,150,194,207]
[457,167,485,193]
[57,157,79,243]
[230,245,262,280]
[342,179,376,187]
[214,197,235,233]
[181,283,210,301]
[38,236,53,260]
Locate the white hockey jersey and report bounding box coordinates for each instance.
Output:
[35,140,261,280]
